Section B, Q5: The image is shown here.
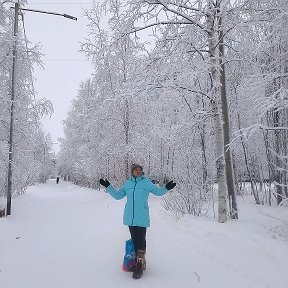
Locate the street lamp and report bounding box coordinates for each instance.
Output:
[17,7,77,21]
[6,2,77,216]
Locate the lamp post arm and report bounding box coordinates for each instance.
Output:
[11,7,77,21]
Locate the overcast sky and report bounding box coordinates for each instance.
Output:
[24,1,98,153]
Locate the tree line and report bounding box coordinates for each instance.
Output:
[56,0,287,222]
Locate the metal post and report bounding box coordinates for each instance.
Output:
[43,143,46,183]
[6,2,19,216]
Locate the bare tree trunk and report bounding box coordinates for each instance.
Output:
[148,153,151,176]
[164,146,171,181]
[273,110,283,205]
[207,2,228,223]
[218,13,238,219]
[124,100,130,180]
[200,96,208,193]
[200,125,208,188]
[211,100,228,223]
[160,138,165,183]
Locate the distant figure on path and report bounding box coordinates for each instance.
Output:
[56,176,60,184]
[100,164,176,279]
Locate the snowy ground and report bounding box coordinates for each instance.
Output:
[0,180,287,288]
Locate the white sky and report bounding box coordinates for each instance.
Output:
[24,1,99,153]
[23,0,157,154]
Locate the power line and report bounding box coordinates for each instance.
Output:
[26,2,101,4]
[45,59,87,62]
[15,59,90,62]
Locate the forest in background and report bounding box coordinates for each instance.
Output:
[59,0,288,222]
[1,0,287,223]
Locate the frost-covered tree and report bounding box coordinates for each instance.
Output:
[119,0,242,220]
[0,1,53,199]
[60,0,288,223]
[229,0,288,205]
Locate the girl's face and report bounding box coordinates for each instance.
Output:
[132,167,143,177]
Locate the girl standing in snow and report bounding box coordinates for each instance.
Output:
[100,164,176,279]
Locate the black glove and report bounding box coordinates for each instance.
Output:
[100,178,110,188]
[165,180,176,190]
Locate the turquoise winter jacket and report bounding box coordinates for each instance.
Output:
[106,175,168,227]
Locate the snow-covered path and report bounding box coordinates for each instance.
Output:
[0,180,287,288]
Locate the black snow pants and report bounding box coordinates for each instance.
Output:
[129,226,147,252]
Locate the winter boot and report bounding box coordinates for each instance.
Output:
[132,250,146,279]
[142,251,146,271]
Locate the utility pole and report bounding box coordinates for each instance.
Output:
[6,3,77,216]
[43,142,46,183]
[6,1,19,216]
